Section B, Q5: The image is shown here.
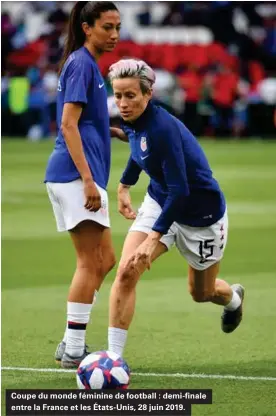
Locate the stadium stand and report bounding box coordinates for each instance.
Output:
[1,1,276,139]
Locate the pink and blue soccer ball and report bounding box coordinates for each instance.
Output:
[76,351,130,389]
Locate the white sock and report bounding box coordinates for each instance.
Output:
[225,290,241,311]
[62,328,67,344]
[108,327,128,357]
[62,291,98,345]
[65,302,93,357]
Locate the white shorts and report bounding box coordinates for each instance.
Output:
[46,179,110,232]
[129,193,228,271]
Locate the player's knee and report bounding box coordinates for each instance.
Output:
[190,289,214,303]
[77,249,103,275]
[116,264,138,291]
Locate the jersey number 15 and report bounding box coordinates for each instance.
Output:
[199,239,215,264]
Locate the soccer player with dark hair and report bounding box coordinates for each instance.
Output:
[45,1,121,368]
[107,59,245,357]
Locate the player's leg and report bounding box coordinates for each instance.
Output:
[188,263,244,333]
[99,228,116,284]
[47,180,112,367]
[188,262,230,304]
[108,230,168,357]
[108,193,176,357]
[56,228,116,365]
[60,220,106,368]
[176,209,244,333]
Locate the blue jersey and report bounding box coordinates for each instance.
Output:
[45,47,110,189]
[120,102,226,234]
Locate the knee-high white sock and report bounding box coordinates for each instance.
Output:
[62,291,98,345]
[108,327,128,357]
[65,302,93,357]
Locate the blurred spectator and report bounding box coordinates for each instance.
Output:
[42,68,59,134]
[247,72,276,138]
[5,74,30,137]
[178,64,202,135]
[11,20,27,50]
[152,69,184,117]
[232,79,250,138]
[137,4,152,26]
[210,65,239,137]
[162,2,186,26]
[47,7,68,65]
[262,19,276,56]
[197,73,215,136]
[246,71,276,138]
[26,67,48,139]
[1,13,16,71]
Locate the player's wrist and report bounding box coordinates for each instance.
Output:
[119,182,131,191]
[148,230,162,242]
[82,175,94,184]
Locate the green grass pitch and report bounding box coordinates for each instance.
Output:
[2,138,276,415]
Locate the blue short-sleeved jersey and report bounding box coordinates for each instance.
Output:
[45,47,110,189]
[120,102,226,234]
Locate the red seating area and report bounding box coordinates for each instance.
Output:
[99,41,236,74]
[7,39,48,68]
[248,60,266,91]
[6,38,265,95]
[98,41,265,91]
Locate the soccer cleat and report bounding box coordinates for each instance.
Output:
[55,342,90,366]
[221,284,245,333]
[55,341,66,364]
[61,348,90,369]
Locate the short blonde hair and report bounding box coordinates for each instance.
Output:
[108,59,156,93]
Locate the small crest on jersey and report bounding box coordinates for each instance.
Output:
[140,136,147,152]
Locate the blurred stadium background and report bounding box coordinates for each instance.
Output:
[2,1,276,139]
[2,2,276,415]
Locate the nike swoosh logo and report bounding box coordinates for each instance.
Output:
[141,155,149,160]
[99,83,105,89]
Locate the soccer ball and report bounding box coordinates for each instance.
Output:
[76,350,130,389]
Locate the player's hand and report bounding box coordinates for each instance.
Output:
[118,184,136,220]
[110,127,129,143]
[83,178,101,212]
[128,236,159,271]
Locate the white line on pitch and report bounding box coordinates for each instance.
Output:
[1,367,276,381]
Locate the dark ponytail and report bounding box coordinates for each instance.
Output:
[59,1,118,74]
